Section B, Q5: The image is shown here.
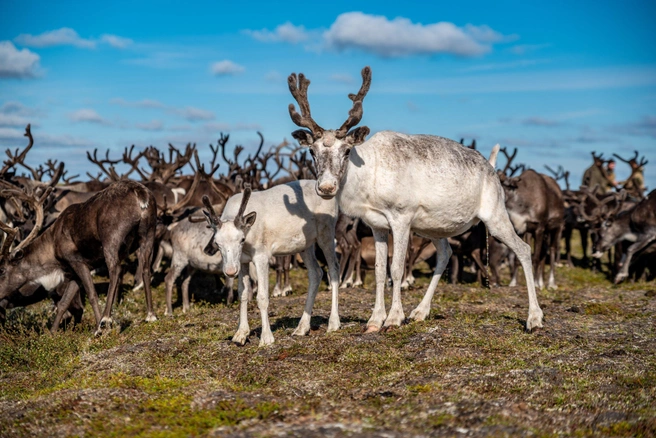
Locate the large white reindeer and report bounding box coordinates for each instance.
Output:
[202,182,341,346]
[286,66,543,332]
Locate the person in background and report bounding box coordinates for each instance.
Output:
[604,159,618,193]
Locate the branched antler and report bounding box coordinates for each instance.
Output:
[499,147,518,175]
[1,124,37,177]
[87,149,122,181]
[335,66,372,138]
[288,73,324,137]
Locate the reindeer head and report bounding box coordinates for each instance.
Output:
[202,185,256,278]
[0,184,51,299]
[287,67,372,199]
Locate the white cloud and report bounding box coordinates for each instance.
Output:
[461,59,550,72]
[15,28,133,50]
[0,126,95,148]
[244,22,310,44]
[210,60,245,76]
[0,113,33,127]
[15,28,95,49]
[135,120,164,131]
[265,70,283,83]
[330,73,354,84]
[323,12,508,57]
[0,41,41,78]
[110,97,166,109]
[100,34,133,49]
[611,115,656,139]
[203,122,261,132]
[69,108,110,125]
[1,101,39,116]
[123,52,190,69]
[521,117,560,127]
[177,107,215,121]
[110,98,214,123]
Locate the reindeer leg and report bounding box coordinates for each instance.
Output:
[384,222,411,328]
[614,235,656,284]
[293,245,322,337]
[97,249,122,334]
[69,261,102,326]
[51,281,80,334]
[318,230,341,332]
[410,238,451,321]
[272,258,283,297]
[548,227,562,289]
[232,263,252,346]
[353,245,363,287]
[164,254,186,316]
[254,256,274,347]
[139,221,157,323]
[563,226,573,268]
[366,227,389,332]
[282,255,292,296]
[485,209,543,332]
[181,266,194,313]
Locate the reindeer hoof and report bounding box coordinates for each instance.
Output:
[409,308,429,322]
[614,273,628,284]
[363,325,380,334]
[232,331,249,346]
[525,310,544,333]
[145,313,157,323]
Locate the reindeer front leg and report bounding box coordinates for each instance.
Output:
[232,263,252,346]
[614,235,656,284]
[366,227,389,332]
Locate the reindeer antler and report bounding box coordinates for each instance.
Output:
[234,183,252,228]
[0,185,52,257]
[1,124,37,177]
[499,147,518,175]
[613,150,648,169]
[336,66,372,138]
[288,73,324,137]
[202,195,221,230]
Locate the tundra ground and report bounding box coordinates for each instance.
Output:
[1,258,655,437]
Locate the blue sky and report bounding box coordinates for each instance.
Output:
[1,0,655,188]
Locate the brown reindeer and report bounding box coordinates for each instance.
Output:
[0,180,157,335]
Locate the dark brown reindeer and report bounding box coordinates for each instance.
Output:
[592,189,656,283]
[0,180,157,335]
[497,148,564,289]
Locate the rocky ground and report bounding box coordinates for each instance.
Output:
[1,261,655,437]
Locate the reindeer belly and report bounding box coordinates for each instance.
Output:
[188,253,223,273]
[270,230,312,256]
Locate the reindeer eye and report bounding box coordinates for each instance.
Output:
[241,238,246,244]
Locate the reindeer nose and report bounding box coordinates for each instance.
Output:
[225,266,238,277]
[318,181,336,195]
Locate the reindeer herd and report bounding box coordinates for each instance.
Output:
[0,67,653,345]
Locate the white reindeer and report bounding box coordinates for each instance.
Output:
[286,67,543,332]
[202,182,340,346]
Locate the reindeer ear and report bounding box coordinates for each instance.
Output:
[344,126,370,146]
[291,129,314,146]
[241,211,257,229]
[203,238,219,256]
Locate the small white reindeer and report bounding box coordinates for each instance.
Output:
[202,182,340,346]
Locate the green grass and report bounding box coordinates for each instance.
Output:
[1,254,655,437]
